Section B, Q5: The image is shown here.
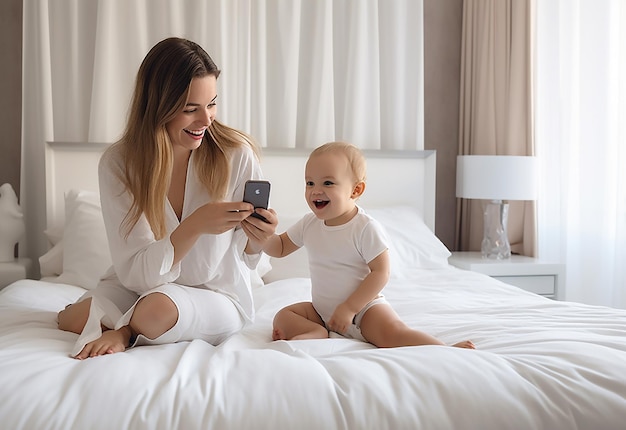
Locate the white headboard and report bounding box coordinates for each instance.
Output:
[45,142,436,231]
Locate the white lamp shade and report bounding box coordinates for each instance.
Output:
[456,155,538,201]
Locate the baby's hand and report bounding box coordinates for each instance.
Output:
[327,303,355,335]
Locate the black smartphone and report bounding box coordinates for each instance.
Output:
[243,180,271,222]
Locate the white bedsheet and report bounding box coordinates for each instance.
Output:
[1,268,626,430]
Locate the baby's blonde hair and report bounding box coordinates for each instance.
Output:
[309,141,367,184]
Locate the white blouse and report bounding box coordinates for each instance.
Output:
[97,144,264,321]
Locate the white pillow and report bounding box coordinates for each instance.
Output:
[39,240,64,277]
[54,190,111,290]
[39,224,65,277]
[261,207,451,283]
[41,190,275,289]
[365,206,451,275]
[43,225,64,246]
[250,253,272,287]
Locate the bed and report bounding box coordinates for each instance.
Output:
[1,142,626,430]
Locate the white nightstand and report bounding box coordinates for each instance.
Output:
[0,258,32,290]
[448,252,564,299]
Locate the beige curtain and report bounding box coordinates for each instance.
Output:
[456,0,536,256]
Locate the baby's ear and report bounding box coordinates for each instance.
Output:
[351,181,366,199]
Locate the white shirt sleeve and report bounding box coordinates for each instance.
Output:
[98,149,181,294]
[98,145,264,304]
[358,217,389,264]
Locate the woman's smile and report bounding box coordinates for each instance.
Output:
[183,127,207,140]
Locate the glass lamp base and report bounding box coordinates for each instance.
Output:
[481,200,511,259]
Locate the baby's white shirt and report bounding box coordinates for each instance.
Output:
[286,207,389,323]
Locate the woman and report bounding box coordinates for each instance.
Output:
[58,37,277,359]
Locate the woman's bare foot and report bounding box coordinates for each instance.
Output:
[74,328,131,360]
[452,340,476,349]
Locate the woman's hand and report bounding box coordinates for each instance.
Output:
[171,202,254,265]
[191,201,255,235]
[241,208,278,254]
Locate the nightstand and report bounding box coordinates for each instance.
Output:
[448,252,564,299]
[0,258,32,290]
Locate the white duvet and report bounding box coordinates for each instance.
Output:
[1,267,626,430]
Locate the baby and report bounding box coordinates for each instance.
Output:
[263,142,474,349]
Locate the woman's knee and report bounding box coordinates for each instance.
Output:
[130,292,178,339]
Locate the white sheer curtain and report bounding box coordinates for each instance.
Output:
[25,0,424,148]
[21,0,424,267]
[536,0,626,308]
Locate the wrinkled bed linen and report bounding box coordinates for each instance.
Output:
[1,268,626,430]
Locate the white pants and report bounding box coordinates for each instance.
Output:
[71,280,246,356]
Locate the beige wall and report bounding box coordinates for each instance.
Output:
[0,0,22,197]
[1,0,462,253]
[424,0,463,250]
[0,0,23,260]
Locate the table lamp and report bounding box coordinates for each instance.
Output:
[456,155,538,259]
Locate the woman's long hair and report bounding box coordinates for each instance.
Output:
[107,37,259,239]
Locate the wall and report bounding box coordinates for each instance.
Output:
[3,0,463,257]
[0,0,23,258]
[0,0,22,194]
[424,0,463,250]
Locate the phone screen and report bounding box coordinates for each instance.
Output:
[243,180,271,222]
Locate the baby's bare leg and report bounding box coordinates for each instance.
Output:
[360,304,476,349]
[272,302,328,341]
[452,340,475,349]
[359,304,443,347]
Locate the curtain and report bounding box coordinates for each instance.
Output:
[536,0,626,308]
[456,0,536,256]
[24,0,424,148]
[21,0,424,268]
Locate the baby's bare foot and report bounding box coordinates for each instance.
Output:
[272,328,286,341]
[452,340,476,349]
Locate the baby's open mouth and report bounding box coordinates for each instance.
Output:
[314,200,329,209]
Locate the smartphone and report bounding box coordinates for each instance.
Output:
[243,180,271,222]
